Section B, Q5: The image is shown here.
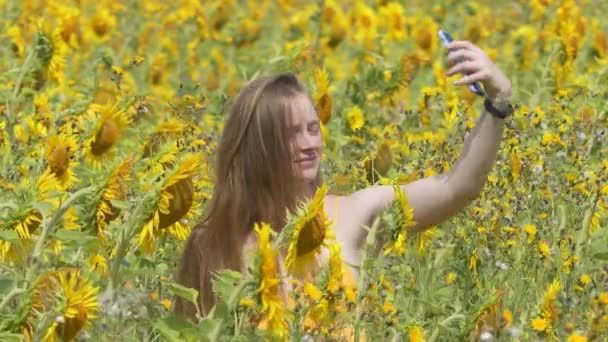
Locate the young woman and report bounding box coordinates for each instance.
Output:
[175,40,514,317]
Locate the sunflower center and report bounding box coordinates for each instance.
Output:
[296,213,326,256]
[158,177,194,229]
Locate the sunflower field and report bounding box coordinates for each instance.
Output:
[1,0,608,341]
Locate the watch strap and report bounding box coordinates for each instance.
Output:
[484,97,513,119]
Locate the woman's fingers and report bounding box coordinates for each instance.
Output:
[447,49,476,65]
[446,40,476,51]
[446,60,480,76]
[453,70,487,86]
[444,40,512,100]
[447,40,485,55]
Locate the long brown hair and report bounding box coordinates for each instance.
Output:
[174,72,319,317]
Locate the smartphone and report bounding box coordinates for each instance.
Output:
[438,29,485,96]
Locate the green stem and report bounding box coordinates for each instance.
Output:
[28,186,95,278]
[0,286,25,312]
[10,45,36,103]
[108,195,152,296]
[4,44,36,144]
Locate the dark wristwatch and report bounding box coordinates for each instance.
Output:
[484,97,514,119]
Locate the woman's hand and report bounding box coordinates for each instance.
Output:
[445,41,513,102]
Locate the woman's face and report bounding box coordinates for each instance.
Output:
[288,95,323,182]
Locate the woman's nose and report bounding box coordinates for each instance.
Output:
[297,131,320,150]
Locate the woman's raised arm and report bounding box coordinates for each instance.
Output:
[334,40,513,250]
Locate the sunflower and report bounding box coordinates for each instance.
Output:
[346,106,364,132]
[8,170,60,240]
[29,16,71,89]
[83,100,131,167]
[93,158,132,234]
[45,134,79,190]
[0,241,20,264]
[384,185,416,256]
[301,235,357,335]
[137,154,203,253]
[88,254,108,275]
[4,24,25,57]
[141,118,188,158]
[378,2,407,43]
[350,2,378,50]
[313,67,332,124]
[29,269,100,342]
[87,6,117,42]
[541,279,562,325]
[413,16,439,56]
[0,171,60,264]
[253,222,288,339]
[321,0,348,48]
[409,326,426,342]
[284,184,333,278]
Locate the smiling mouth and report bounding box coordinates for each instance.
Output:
[295,155,317,163]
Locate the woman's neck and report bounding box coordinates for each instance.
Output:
[297,179,317,199]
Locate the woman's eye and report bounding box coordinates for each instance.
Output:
[308,122,320,134]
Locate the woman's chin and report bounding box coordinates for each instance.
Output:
[296,168,319,183]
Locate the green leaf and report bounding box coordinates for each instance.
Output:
[211,270,243,304]
[0,276,14,294]
[210,302,229,321]
[31,201,53,214]
[0,333,24,342]
[198,317,223,342]
[593,252,608,260]
[54,229,98,245]
[153,316,198,342]
[109,199,130,211]
[136,256,157,269]
[0,230,20,242]
[162,281,199,307]
[156,262,169,273]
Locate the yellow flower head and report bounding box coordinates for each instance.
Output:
[413,16,439,54]
[89,7,117,41]
[541,279,562,323]
[532,317,549,332]
[84,100,131,167]
[409,325,426,342]
[284,184,332,275]
[34,269,100,341]
[45,134,79,189]
[88,254,108,275]
[567,333,588,342]
[138,154,202,252]
[313,67,332,124]
[538,241,551,259]
[346,105,365,131]
[524,224,537,243]
[326,240,345,294]
[12,171,61,240]
[95,158,133,234]
[254,222,288,338]
[393,185,416,230]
